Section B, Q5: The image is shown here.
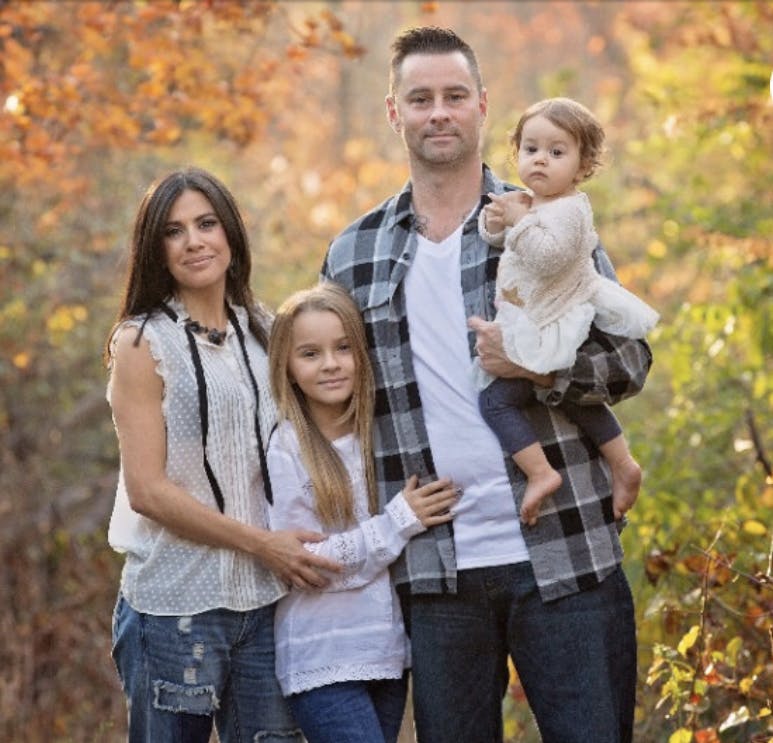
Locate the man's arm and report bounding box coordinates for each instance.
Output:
[549,242,653,406]
[469,243,653,407]
[470,315,652,407]
[540,329,652,407]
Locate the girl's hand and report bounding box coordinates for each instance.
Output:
[488,191,532,228]
[402,475,460,527]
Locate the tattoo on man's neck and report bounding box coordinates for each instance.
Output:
[413,214,429,236]
[412,212,470,238]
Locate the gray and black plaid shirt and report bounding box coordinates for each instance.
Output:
[322,165,652,601]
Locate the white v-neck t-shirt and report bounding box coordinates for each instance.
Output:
[404,225,528,569]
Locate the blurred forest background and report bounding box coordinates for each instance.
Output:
[0,1,771,741]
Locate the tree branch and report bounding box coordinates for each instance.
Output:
[746,408,772,479]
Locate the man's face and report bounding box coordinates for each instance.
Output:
[386,51,487,168]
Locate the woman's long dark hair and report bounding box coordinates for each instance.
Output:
[104,167,269,361]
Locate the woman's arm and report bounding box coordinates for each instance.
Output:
[109,329,340,587]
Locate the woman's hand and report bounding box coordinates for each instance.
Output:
[257,529,343,590]
[402,475,460,527]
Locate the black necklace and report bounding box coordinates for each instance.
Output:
[185,319,227,346]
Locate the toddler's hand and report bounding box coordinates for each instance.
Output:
[488,191,532,228]
[402,475,460,527]
[482,203,507,234]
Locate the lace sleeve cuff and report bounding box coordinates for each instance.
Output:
[385,493,425,540]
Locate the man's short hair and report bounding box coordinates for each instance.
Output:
[389,26,483,95]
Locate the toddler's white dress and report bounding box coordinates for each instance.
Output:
[478,191,659,377]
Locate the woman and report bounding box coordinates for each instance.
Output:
[105,167,338,742]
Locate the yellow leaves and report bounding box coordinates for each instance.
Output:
[146,118,183,146]
[647,240,668,259]
[46,304,88,335]
[1,37,33,83]
[677,625,701,657]
[662,220,680,240]
[738,675,755,694]
[1,298,27,324]
[724,636,743,666]
[90,103,142,146]
[331,30,365,60]
[12,352,30,370]
[0,0,370,221]
[669,728,693,743]
[742,519,767,536]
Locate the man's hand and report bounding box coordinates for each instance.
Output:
[468,316,555,388]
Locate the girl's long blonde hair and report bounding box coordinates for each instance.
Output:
[269,283,377,528]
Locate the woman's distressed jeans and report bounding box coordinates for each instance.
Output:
[111,594,303,743]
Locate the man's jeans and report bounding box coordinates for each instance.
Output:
[111,594,303,743]
[405,563,636,743]
[288,674,408,743]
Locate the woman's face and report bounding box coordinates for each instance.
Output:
[162,189,232,293]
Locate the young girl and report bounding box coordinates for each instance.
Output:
[267,282,459,743]
[477,97,659,526]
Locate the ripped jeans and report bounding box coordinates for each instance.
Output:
[111,594,303,743]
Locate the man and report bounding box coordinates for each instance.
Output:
[322,26,649,743]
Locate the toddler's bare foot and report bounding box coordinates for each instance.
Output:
[520,469,562,526]
[610,456,641,519]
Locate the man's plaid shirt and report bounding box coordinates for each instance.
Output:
[321,165,653,601]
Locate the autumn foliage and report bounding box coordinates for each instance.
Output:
[1,2,771,741]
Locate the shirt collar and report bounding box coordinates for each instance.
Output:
[386,163,508,232]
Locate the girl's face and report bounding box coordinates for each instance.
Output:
[163,189,232,294]
[288,309,356,425]
[516,114,583,201]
